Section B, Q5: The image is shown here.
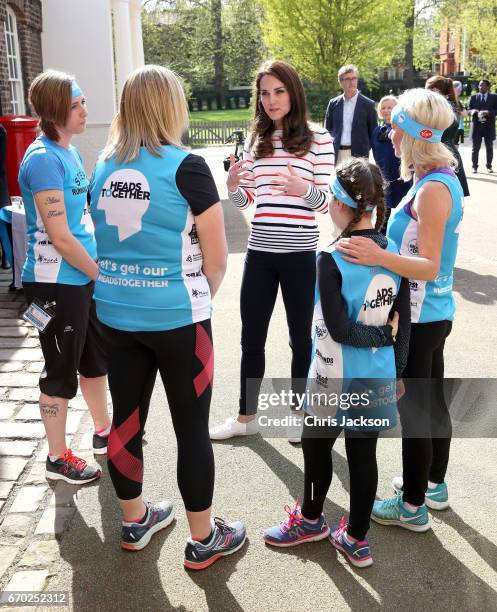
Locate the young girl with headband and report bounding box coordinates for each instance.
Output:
[263,157,410,568]
[336,89,463,529]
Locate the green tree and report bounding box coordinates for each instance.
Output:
[223,0,266,86]
[142,0,266,101]
[445,0,497,82]
[260,0,409,93]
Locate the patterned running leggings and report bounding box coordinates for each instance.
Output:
[102,319,214,511]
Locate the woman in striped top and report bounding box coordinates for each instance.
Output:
[210,60,335,440]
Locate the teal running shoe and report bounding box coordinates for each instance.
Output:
[371,494,430,532]
[392,476,449,511]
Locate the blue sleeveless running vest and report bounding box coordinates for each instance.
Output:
[387,169,463,323]
[19,137,96,284]
[90,145,212,332]
[306,239,400,431]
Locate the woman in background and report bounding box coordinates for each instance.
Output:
[425,76,469,197]
[371,95,412,231]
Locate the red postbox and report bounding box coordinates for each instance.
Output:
[0,116,38,197]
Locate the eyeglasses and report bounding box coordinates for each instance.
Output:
[340,77,358,82]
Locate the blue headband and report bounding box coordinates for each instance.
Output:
[391,104,443,143]
[331,177,374,212]
[71,81,83,98]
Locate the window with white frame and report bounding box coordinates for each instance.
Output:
[4,6,25,114]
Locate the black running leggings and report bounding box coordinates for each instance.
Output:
[399,320,452,507]
[102,320,214,512]
[302,427,379,541]
[239,249,316,415]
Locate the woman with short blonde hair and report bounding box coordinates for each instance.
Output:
[337,88,464,529]
[91,65,246,568]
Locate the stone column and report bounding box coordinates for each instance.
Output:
[112,0,133,101]
[129,0,145,69]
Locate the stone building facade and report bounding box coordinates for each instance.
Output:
[0,0,42,116]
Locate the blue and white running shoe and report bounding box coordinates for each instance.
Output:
[264,500,330,547]
[121,500,174,551]
[329,516,373,568]
[371,494,430,532]
[392,476,449,510]
[184,517,246,570]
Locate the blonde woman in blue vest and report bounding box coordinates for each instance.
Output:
[336,89,463,529]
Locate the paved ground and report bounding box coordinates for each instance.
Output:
[0,143,496,611]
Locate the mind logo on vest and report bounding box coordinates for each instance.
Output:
[357,273,397,340]
[98,169,151,241]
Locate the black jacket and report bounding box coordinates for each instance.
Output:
[324,92,377,158]
[469,92,497,140]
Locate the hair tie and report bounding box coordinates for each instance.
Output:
[331,177,374,211]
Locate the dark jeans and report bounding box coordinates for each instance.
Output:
[239,249,316,415]
[471,130,494,169]
[399,320,452,507]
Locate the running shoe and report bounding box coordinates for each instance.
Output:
[45,449,101,485]
[121,501,174,551]
[392,476,449,510]
[184,517,246,570]
[371,494,430,532]
[329,516,373,568]
[263,500,329,547]
[209,416,258,440]
[92,431,109,455]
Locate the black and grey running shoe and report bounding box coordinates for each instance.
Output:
[121,501,175,551]
[184,517,246,570]
[45,449,101,485]
[92,432,109,455]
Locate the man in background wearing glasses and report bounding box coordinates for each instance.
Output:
[324,64,377,164]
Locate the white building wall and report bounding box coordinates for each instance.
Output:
[41,0,144,173]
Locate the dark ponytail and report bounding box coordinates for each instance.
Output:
[333,157,387,241]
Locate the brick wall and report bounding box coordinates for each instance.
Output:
[0,0,42,116]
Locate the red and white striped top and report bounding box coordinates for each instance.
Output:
[229,125,335,253]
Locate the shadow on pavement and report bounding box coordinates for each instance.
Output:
[221,199,249,254]
[467,175,497,185]
[270,518,497,611]
[433,508,497,574]
[213,436,497,611]
[453,267,497,305]
[186,540,249,612]
[234,435,349,526]
[53,459,185,612]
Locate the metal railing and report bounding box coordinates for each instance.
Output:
[185,121,250,146]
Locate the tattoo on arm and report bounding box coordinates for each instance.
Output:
[43,196,61,206]
[40,403,60,418]
[47,210,64,218]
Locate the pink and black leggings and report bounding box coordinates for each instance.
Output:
[102,319,214,512]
